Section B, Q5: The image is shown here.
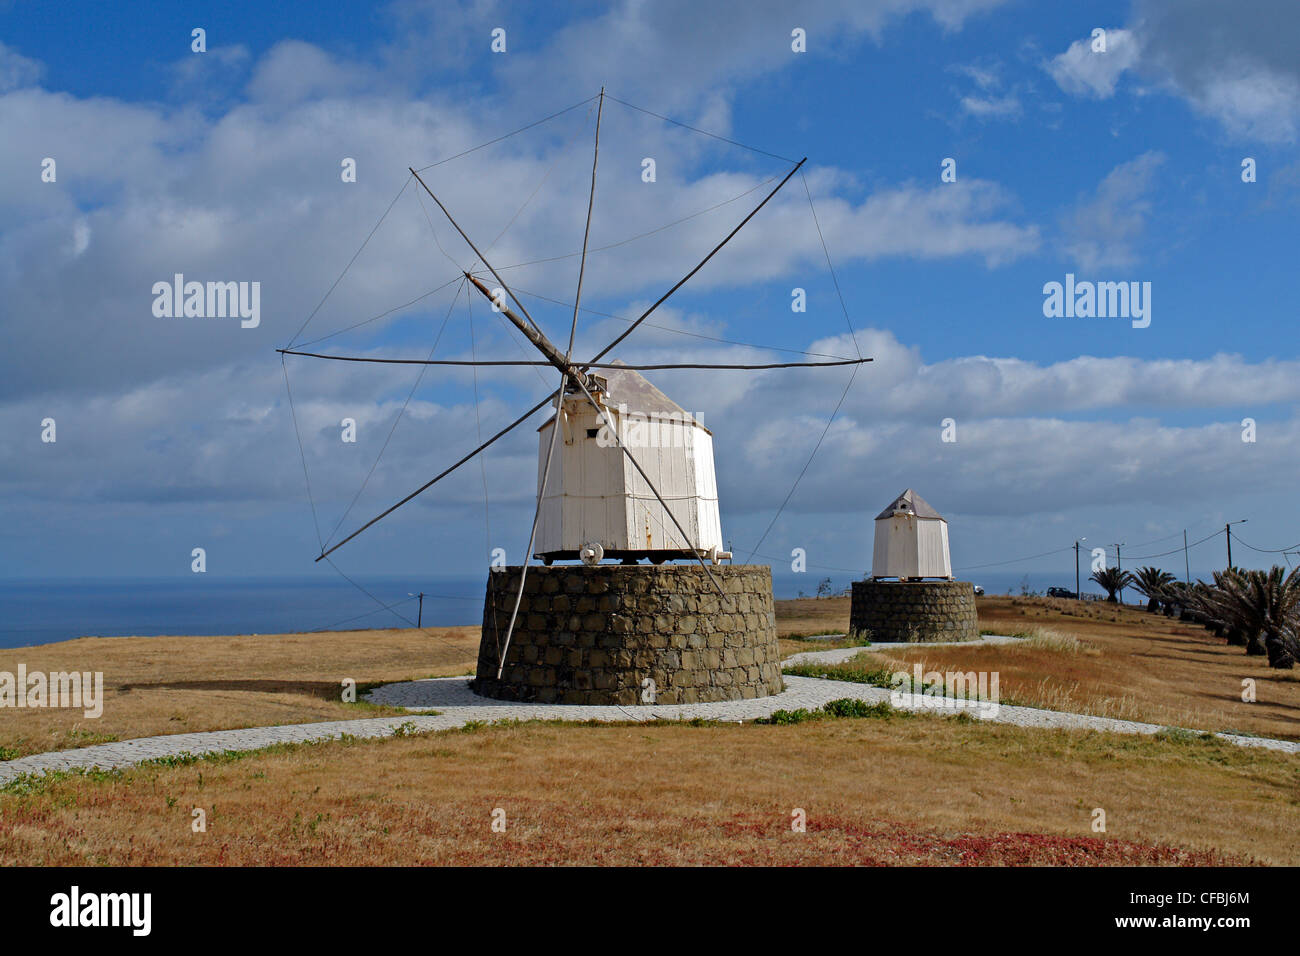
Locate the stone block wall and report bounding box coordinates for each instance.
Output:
[472,565,783,705]
[849,579,978,643]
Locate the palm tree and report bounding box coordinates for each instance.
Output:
[1161,580,1189,617]
[1213,566,1300,669]
[1185,582,1229,638]
[1202,569,1252,647]
[1131,566,1176,612]
[1090,567,1133,603]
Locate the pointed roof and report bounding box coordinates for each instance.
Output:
[539,359,709,432]
[875,488,944,521]
[602,360,694,420]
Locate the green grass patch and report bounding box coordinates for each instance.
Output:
[822,697,895,719]
[757,697,902,724]
[62,728,119,747]
[1154,727,1218,746]
[784,662,899,689]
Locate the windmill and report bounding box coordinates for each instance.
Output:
[849,489,977,644]
[280,90,872,700]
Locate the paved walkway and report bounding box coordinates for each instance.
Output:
[784,633,1024,667]
[3,646,1296,784]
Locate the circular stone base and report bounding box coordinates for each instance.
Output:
[849,579,978,643]
[472,565,783,706]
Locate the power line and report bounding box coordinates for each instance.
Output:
[952,546,1075,572]
[1232,534,1300,554]
[1122,529,1222,561]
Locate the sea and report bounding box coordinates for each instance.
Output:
[0,570,1093,649]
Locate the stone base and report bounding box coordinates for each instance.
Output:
[849,579,978,643]
[472,565,783,705]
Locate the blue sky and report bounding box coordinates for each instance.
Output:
[2,0,1298,599]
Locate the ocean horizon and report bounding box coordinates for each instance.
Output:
[0,568,1120,650]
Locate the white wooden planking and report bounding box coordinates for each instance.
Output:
[533,366,723,556]
[870,489,953,579]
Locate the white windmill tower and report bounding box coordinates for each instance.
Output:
[870,488,953,580]
[535,360,727,566]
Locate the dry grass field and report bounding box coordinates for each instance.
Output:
[784,595,1300,741]
[775,595,854,638]
[1,714,1293,865]
[0,626,479,759]
[3,592,1298,866]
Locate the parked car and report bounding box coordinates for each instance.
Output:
[972,584,985,595]
[1046,586,1077,599]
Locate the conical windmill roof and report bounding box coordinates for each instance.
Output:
[603,360,695,420]
[875,488,944,521]
[540,359,708,432]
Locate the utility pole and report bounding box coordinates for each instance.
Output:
[1183,529,1189,584]
[1074,538,1086,599]
[1110,542,1125,603]
[1225,519,1247,570]
[409,591,425,628]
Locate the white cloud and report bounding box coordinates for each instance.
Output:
[949,61,1023,120]
[1190,63,1300,142]
[1047,3,1300,143]
[1047,28,1141,99]
[0,40,1040,409]
[1060,151,1164,272]
[959,92,1021,118]
[0,41,42,92]
[1131,0,1300,144]
[246,41,377,104]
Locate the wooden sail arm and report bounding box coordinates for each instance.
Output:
[582,156,806,369]
[409,167,547,339]
[313,388,559,562]
[464,273,575,376]
[276,348,870,371]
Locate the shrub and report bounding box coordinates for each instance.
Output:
[822,698,894,719]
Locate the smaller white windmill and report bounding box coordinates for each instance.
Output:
[870,488,953,580]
